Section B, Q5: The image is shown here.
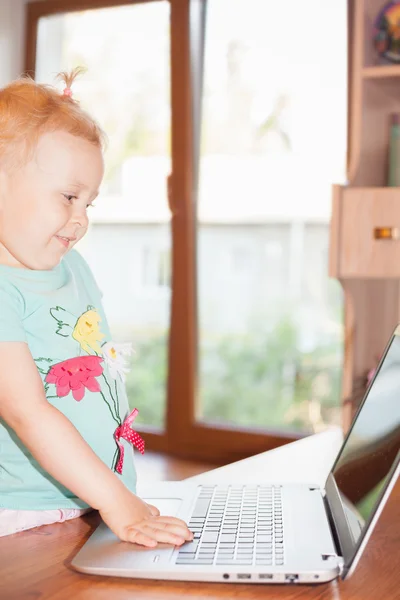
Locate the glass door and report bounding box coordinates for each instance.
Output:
[196,0,346,437]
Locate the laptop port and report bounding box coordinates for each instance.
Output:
[285,574,299,582]
[259,574,273,580]
[237,574,251,580]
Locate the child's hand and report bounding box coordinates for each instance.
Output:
[99,492,194,547]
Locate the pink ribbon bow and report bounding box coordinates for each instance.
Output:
[114,408,145,474]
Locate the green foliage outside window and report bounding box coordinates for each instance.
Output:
[125,317,341,433]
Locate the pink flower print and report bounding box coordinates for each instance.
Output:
[46,356,104,401]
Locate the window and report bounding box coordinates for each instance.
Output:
[28,0,346,461]
[196,0,346,435]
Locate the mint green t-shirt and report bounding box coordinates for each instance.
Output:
[0,249,137,510]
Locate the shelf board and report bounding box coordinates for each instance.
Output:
[363,65,400,80]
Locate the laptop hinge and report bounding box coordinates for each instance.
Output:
[321,553,344,573]
[309,486,344,575]
[308,487,344,566]
[322,492,343,559]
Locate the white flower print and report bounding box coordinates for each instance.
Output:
[102,342,133,382]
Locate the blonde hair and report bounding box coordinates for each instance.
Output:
[0,67,106,169]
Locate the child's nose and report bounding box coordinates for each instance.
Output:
[71,208,89,230]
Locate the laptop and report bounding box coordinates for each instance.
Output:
[72,326,400,584]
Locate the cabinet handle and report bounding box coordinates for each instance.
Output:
[374,227,400,240]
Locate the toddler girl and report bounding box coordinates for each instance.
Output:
[0,69,192,546]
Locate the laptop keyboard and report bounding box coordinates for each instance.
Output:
[176,485,284,566]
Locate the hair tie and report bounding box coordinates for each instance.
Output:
[63,87,73,97]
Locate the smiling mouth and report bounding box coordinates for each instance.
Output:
[56,235,77,248]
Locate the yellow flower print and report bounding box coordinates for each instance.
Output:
[72,309,105,355]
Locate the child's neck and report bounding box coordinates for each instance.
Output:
[0,243,31,270]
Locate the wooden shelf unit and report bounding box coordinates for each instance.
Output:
[331,0,400,429]
[363,65,400,79]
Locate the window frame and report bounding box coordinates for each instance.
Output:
[26,0,306,465]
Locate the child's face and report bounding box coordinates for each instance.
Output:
[0,130,104,270]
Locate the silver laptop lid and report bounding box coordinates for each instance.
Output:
[325,326,400,579]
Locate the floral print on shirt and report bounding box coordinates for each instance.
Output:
[33,304,144,473]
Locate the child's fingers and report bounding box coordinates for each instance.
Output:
[124,528,158,547]
[152,515,191,530]
[147,520,193,540]
[138,523,188,546]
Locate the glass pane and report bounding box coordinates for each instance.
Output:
[197,0,346,434]
[36,2,171,430]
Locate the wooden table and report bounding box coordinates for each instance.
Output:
[1,430,399,600]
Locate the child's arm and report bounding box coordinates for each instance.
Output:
[0,342,192,547]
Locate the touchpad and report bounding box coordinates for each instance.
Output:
[142,498,182,516]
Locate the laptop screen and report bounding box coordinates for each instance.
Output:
[331,329,400,563]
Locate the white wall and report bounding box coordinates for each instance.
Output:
[0,0,26,85]
[0,0,50,86]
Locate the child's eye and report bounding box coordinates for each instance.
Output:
[63,194,76,203]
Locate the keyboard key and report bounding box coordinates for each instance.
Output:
[224,519,239,523]
[193,559,215,565]
[200,541,217,547]
[237,555,254,562]
[218,559,253,565]
[179,542,199,553]
[240,517,256,525]
[202,532,219,543]
[220,534,236,543]
[192,499,212,519]
[176,559,198,564]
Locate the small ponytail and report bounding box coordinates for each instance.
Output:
[57,66,87,100]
